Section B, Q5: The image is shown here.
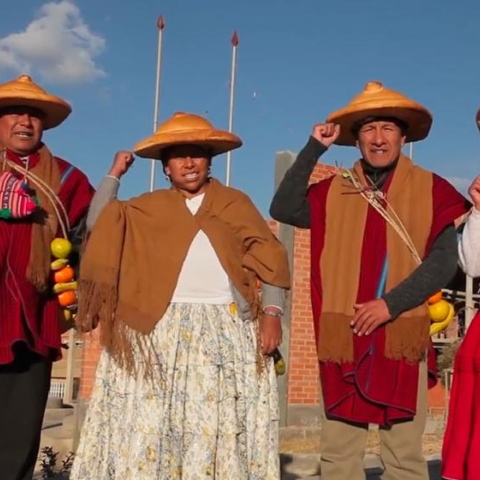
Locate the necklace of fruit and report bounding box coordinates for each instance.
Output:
[50,238,78,324]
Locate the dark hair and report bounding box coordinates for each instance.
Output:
[351,116,408,137]
[160,144,213,163]
[0,105,46,119]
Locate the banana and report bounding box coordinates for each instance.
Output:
[429,303,455,336]
[53,281,78,294]
[51,258,69,271]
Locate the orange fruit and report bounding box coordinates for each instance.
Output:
[58,290,77,307]
[54,266,75,284]
[427,291,442,305]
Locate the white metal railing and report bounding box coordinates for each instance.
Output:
[49,328,80,405]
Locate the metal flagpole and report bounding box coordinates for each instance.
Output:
[225,31,238,187]
[149,15,165,192]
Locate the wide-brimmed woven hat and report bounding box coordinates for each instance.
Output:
[0,75,71,130]
[327,81,433,146]
[134,112,243,159]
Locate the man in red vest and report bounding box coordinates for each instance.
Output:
[0,74,94,480]
[270,81,470,480]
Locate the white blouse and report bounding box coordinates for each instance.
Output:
[170,193,234,304]
[459,208,480,278]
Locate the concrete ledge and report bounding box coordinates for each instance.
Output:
[46,397,64,409]
[286,404,324,427]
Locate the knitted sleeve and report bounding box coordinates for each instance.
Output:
[86,176,120,232]
[269,136,328,228]
[383,225,458,319]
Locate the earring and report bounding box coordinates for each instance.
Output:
[165,175,170,182]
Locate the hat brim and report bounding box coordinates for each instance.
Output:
[0,97,71,130]
[133,129,243,159]
[328,106,432,146]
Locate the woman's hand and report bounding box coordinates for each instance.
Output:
[108,151,135,179]
[259,310,282,355]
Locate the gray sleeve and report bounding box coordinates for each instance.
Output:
[85,176,120,232]
[269,136,328,228]
[382,224,458,319]
[261,283,286,312]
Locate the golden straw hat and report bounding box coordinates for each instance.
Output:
[0,75,71,130]
[134,112,243,159]
[327,81,433,146]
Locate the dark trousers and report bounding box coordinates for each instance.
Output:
[0,346,52,480]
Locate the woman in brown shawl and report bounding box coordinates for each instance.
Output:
[71,112,290,480]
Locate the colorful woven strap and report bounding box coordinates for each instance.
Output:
[0,171,39,219]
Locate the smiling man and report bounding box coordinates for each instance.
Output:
[0,75,94,480]
[270,82,470,480]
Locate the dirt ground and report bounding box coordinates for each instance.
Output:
[279,428,444,456]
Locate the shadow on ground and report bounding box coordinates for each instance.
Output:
[280,454,442,479]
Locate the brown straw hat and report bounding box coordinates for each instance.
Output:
[134,112,243,159]
[327,81,433,146]
[0,75,71,130]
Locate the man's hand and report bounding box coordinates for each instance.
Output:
[108,151,135,179]
[350,299,391,336]
[259,313,282,355]
[468,175,480,211]
[312,123,341,148]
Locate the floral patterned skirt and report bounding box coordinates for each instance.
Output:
[71,303,280,479]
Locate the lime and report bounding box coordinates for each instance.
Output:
[50,238,72,259]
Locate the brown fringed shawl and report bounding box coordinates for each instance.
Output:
[1,144,62,292]
[76,178,290,372]
[318,155,433,363]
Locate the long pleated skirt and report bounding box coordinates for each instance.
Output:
[71,303,280,479]
[442,310,480,480]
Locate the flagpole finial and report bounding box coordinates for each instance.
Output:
[231,30,239,47]
[157,15,165,30]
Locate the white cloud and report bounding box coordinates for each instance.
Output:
[0,1,105,85]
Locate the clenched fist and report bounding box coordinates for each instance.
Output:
[312,123,341,148]
[108,151,135,179]
[468,175,480,211]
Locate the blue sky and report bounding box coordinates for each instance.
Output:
[1,0,480,215]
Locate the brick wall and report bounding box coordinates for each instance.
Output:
[78,330,101,399]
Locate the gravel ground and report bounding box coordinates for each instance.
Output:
[280,428,444,456]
